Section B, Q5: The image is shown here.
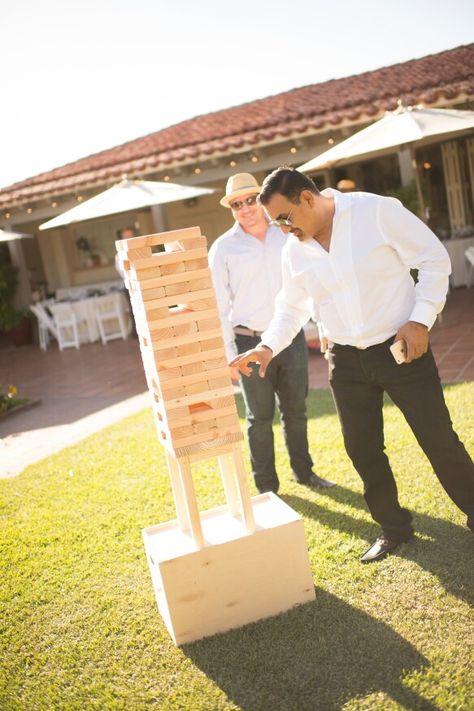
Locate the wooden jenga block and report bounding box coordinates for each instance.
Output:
[203,337,225,350]
[138,285,166,300]
[132,246,207,274]
[165,406,191,424]
[150,328,222,348]
[189,277,213,291]
[149,308,216,330]
[159,349,215,369]
[197,317,222,331]
[154,347,179,362]
[157,367,183,382]
[170,425,195,440]
[133,267,210,294]
[180,361,206,376]
[164,282,188,297]
[143,287,215,311]
[204,356,228,370]
[208,376,232,389]
[185,383,208,397]
[175,343,201,358]
[147,307,173,322]
[160,262,186,276]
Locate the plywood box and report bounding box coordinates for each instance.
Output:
[143,493,315,645]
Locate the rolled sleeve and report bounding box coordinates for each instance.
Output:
[378,197,451,327]
[261,250,313,356]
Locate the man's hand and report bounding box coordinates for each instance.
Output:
[230,365,241,383]
[229,344,273,378]
[394,321,429,363]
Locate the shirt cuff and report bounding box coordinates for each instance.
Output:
[409,301,439,330]
[259,334,281,357]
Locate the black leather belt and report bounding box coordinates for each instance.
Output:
[234,326,263,337]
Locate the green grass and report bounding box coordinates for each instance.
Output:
[1,383,473,711]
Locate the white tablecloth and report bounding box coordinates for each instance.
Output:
[69,292,129,343]
[55,280,124,301]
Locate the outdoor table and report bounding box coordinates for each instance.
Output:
[57,291,129,344]
[443,235,474,287]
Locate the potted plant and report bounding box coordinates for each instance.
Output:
[0,262,33,346]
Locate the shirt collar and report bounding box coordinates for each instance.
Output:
[321,187,352,215]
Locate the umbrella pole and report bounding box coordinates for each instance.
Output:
[410,147,427,222]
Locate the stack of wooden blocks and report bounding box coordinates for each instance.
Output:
[116,226,315,645]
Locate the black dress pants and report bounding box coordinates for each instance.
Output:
[235,329,313,493]
[327,337,474,539]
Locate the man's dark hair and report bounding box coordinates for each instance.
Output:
[259,167,319,205]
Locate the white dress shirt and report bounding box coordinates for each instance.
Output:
[262,189,451,356]
[209,221,287,360]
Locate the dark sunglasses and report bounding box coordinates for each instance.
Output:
[229,194,259,211]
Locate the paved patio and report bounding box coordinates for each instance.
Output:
[1,287,472,478]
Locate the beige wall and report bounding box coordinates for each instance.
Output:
[164,190,233,247]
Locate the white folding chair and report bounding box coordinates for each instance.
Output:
[48,302,80,350]
[465,246,474,288]
[30,303,58,351]
[94,293,129,344]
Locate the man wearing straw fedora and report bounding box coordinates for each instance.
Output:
[209,172,334,495]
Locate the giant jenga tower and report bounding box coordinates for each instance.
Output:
[116,226,315,645]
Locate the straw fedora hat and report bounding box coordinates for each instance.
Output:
[220,173,262,208]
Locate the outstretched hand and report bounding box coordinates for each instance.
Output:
[229,344,273,378]
[394,321,429,363]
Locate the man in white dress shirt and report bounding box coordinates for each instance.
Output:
[209,172,334,495]
[231,167,474,562]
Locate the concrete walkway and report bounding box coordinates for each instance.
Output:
[1,287,473,479]
[1,392,149,478]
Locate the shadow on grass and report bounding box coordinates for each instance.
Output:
[185,588,437,711]
[285,487,474,606]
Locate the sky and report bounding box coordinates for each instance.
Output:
[1,0,473,190]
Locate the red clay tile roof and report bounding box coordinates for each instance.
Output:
[2,43,473,208]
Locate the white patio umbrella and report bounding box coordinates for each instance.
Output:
[298,105,474,216]
[0,229,33,243]
[39,178,215,230]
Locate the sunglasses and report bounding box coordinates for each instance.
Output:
[269,208,294,228]
[229,194,259,211]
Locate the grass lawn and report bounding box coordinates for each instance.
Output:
[1,383,473,711]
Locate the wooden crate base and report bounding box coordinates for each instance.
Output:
[142,493,315,645]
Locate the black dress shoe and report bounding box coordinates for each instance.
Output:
[360,534,414,563]
[301,473,336,489]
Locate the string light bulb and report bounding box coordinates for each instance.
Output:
[4,212,11,219]
[26,207,33,214]
[51,201,58,208]
[194,167,201,175]
[290,146,297,154]
[76,195,84,202]
[250,154,258,163]
[229,160,237,167]
[328,137,335,145]
[163,175,170,182]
